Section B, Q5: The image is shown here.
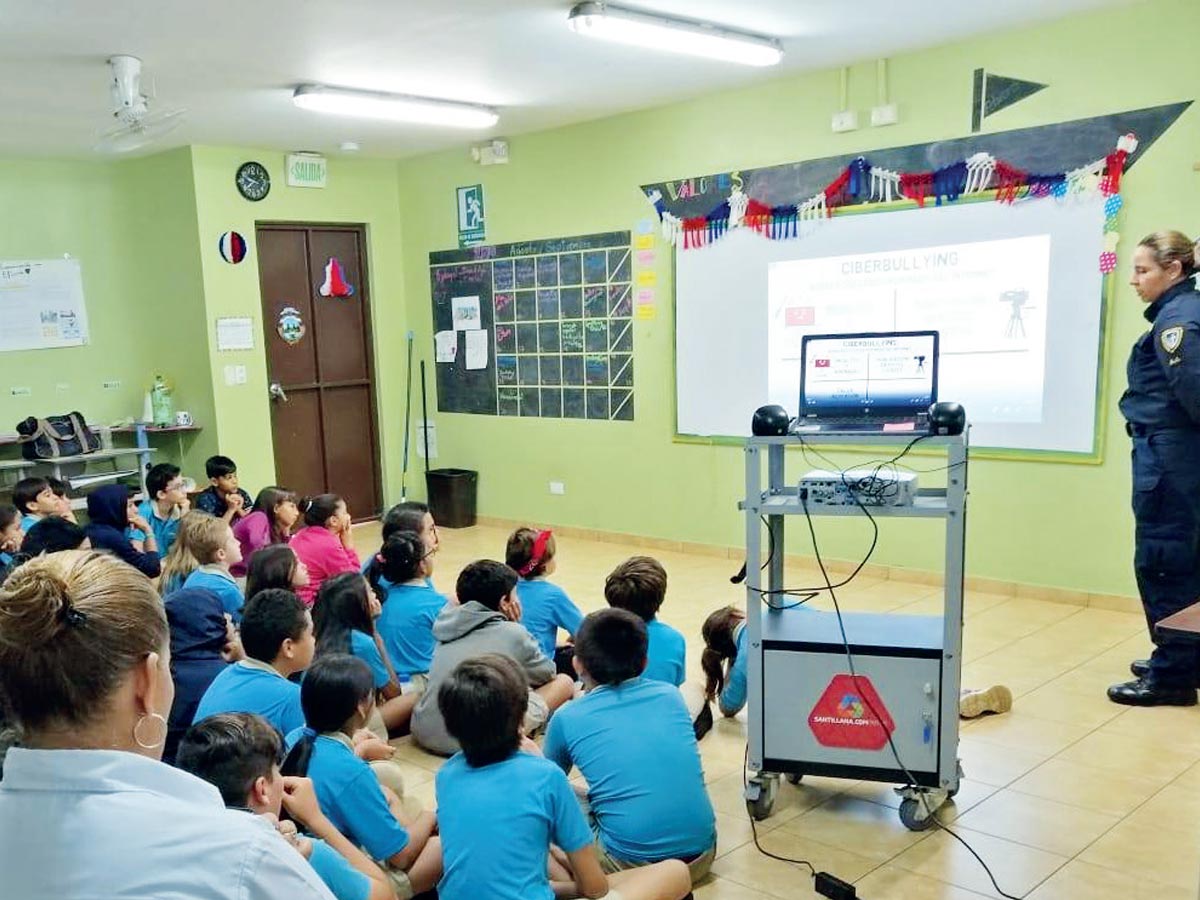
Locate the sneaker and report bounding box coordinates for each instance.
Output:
[959,684,1012,719]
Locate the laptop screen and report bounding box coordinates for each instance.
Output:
[800,331,939,417]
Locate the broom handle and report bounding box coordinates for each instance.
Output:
[420,360,430,475]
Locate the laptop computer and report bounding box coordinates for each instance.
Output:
[794,330,939,433]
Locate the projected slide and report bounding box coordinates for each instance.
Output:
[768,236,1051,423]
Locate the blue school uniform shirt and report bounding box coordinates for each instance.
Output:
[306,733,410,862]
[350,629,390,689]
[516,579,584,659]
[719,622,748,716]
[544,676,715,863]
[135,499,182,557]
[308,838,371,900]
[193,658,305,736]
[376,582,448,678]
[644,618,686,686]
[436,750,593,900]
[183,565,245,620]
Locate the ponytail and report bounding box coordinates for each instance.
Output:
[299,494,342,529]
[700,605,745,703]
[367,531,426,603]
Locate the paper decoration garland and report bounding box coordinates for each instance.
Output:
[319,257,354,298]
[218,231,247,264]
[647,133,1140,253]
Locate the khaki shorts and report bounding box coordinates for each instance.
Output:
[524,689,551,737]
[401,673,429,695]
[595,840,716,885]
[384,865,414,900]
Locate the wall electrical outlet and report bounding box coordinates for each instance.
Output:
[831,110,859,133]
[102,379,122,390]
[9,386,31,397]
[549,481,565,495]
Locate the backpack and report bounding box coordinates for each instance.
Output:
[15,412,100,460]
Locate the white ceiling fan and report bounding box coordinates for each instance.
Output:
[93,55,186,154]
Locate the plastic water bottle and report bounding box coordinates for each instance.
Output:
[150,375,174,427]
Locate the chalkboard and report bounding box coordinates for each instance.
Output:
[430,231,634,420]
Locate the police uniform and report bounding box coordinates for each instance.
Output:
[1115,275,1200,704]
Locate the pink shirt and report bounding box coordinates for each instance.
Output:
[288,525,360,606]
[230,510,284,578]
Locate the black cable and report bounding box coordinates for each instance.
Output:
[742,744,816,878]
[796,456,1021,900]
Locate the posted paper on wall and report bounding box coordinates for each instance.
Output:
[216,316,255,351]
[464,329,489,370]
[451,295,481,331]
[434,330,458,363]
[0,259,90,352]
[416,419,438,459]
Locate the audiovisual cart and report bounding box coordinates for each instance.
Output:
[740,431,968,831]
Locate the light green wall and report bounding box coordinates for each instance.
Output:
[188,147,408,503]
[393,0,1200,595]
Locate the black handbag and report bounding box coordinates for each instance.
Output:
[15,411,101,460]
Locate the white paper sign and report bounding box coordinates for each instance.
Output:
[464,329,489,370]
[216,316,255,351]
[0,259,90,352]
[451,295,481,331]
[434,330,457,363]
[416,419,438,459]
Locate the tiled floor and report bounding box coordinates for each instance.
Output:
[352,522,1200,900]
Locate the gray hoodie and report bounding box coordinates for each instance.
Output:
[411,600,557,756]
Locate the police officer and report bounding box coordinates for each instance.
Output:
[1112,230,1200,706]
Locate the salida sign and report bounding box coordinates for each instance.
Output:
[808,674,895,751]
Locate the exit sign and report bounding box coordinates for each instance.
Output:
[286,154,327,188]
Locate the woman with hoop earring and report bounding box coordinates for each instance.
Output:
[0,550,335,898]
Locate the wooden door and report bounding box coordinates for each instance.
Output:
[256,224,382,520]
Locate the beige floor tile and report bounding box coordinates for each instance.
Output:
[1008,757,1169,817]
[957,736,1051,787]
[1098,704,1200,753]
[1078,818,1200,891]
[693,875,777,900]
[1012,682,1127,730]
[955,711,1091,757]
[779,796,933,861]
[706,770,836,826]
[952,788,1120,857]
[1121,784,1200,838]
[1027,858,1194,900]
[853,865,995,899]
[1055,729,1200,781]
[889,826,1068,899]
[713,811,756,860]
[710,831,877,900]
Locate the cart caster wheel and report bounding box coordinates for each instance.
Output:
[899,798,937,831]
[946,786,959,799]
[786,773,804,785]
[745,777,778,821]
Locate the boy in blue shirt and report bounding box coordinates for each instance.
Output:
[181,516,246,619]
[506,527,584,669]
[194,589,314,735]
[604,556,686,686]
[544,609,718,885]
[436,653,691,900]
[12,476,59,533]
[134,463,189,557]
[195,455,253,524]
[178,712,395,900]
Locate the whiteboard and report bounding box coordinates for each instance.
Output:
[0,259,90,352]
[675,197,1107,455]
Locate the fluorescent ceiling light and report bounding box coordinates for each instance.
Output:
[567,2,783,67]
[293,85,498,129]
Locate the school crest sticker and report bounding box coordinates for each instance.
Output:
[1161,326,1184,355]
[276,306,305,346]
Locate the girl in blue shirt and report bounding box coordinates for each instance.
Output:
[314,572,417,735]
[283,654,442,897]
[369,531,448,681]
[506,527,584,670]
[0,504,22,574]
[701,605,747,717]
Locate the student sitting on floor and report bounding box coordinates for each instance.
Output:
[178,713,396,900]
[369,531,448,688]
[247,543,311,600]
[604,556,686,686]
[545,609,717,885]
[13,476,60,533]
[436,653,692,900]
[233,486,300,578]
[194,588,314,735]
[20,516,89,556]
[290,494,361,607]
[133,463,190,558]
[46,477,78,523]
[411,560,575,756]
[362,502,440,585]
[180,514,246,621]
[194,455,254,525]
[0,504,22,573]
[314,573,417,736]
[284,655,442,899]
[84,484,161,578]
[506,527,583,674]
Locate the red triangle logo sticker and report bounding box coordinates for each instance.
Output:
[808,673,895,751]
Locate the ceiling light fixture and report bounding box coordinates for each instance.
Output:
[567,2,783,67]
[293,85,498,129]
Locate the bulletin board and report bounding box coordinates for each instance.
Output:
[429,231,634,420]
[0,259,90,352]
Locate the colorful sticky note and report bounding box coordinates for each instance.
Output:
[634,234,655,250]
[636,270,657,287]
[636,305,657,320]
[636,288,655,306]
[636,249,656,266]
[636,218,654,235]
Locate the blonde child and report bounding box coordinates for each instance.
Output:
[178,514,246,620]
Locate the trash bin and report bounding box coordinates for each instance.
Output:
[426,468,478,528]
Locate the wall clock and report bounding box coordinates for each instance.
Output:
[236,161,270,202]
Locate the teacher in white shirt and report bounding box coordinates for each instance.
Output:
[0,550,335,899]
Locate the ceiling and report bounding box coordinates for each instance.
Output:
[1,0,1132,160]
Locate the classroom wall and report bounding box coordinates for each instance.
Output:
[187,147,409,501]
[392,0,1200,596]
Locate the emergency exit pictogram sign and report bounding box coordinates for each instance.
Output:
[808,674,895,750]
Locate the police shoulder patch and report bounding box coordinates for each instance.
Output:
[1161,326,1185,355]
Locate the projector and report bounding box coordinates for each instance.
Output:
[800,469,918,507]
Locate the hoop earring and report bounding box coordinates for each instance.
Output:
[133,713,168,750]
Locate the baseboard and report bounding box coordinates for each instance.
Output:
[472,515,1141,614]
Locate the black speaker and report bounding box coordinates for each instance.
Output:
[928,401,966,435]
[751,404,791,436]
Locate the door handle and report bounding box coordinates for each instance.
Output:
[269,382,288,402]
